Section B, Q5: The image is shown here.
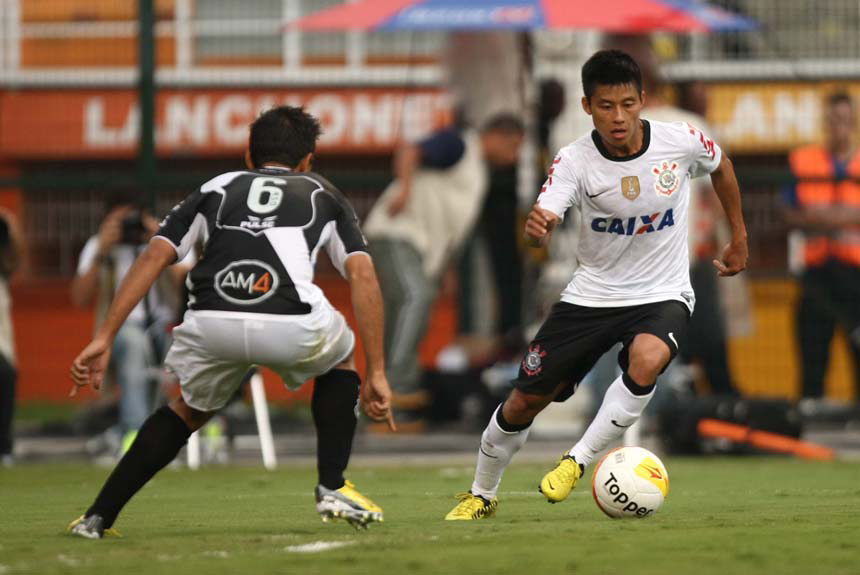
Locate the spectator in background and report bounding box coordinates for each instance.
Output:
[71,197,190,456]
[364,115,525,429]
[783,92,860,402]
[0,208,23,466]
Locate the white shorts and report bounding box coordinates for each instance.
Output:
[164,306,355,412]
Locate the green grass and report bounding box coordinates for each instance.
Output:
[1,457,859,575]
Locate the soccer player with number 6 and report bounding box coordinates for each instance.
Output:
[446,50,748,520]
[68,106,394,537]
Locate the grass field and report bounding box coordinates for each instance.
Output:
[1,457,859,575]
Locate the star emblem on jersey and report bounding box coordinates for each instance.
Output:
[652,161,680,197]
[620,176,640,201]
[522,345,547,376]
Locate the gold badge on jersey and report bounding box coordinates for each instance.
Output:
[621,176,640,201]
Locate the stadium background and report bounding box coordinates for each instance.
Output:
[0,0,857,408]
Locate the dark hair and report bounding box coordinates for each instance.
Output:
[481,113,525,135]
[581,49,643,102]
[249,106,322,168]
[828,91,854,109]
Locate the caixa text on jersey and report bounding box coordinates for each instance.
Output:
[590,209,675,236]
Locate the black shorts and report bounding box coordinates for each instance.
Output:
[513,300,690,402]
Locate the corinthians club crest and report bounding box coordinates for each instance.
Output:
[621,176,640,201]
[522,344,547,376]
[652,160,680,197]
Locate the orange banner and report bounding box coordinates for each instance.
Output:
[707,82,860,153]
[0,88,452,159]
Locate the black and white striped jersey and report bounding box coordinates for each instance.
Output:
[155,166,368,315]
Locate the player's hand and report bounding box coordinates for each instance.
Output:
[713,238,748,276]
[97,206,130,255]
[387,189,410,217]
[361,370,396,431]
[524,204,559,247]
[69,336,112,396]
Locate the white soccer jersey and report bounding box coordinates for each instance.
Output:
[538,119,722,313]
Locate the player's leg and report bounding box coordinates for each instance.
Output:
[68,396,214,539]
[444,383,567,520]
[447,302,603,519]
[69,312,245,539]
[310,353,384,528]
[543,301,687,504]
[269,308,383,529]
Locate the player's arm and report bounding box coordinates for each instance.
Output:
[709,153,748,276]
[524,205,562,247]
[323,188,394,428]
[525,151,577,247]
[343,254,393,429]
[70,239,177,394]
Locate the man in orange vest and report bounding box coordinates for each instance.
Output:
[783,92,860,401]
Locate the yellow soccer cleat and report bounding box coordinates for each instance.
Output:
[444,492,498,520]
[66,515,122,539]
[539,454,583,504]
[315,480,383,530]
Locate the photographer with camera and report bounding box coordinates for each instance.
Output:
[72,198,191,459]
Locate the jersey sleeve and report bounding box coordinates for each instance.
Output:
[686,123,722,178]
[323,188,370,278]
[154,189,209,262]
[537,150,580,219]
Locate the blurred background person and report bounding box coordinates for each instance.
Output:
[445,32,531,347]
[0,208,23,467]
[364,115,525,429]
[783,92,860,404]
[71,196,191,458]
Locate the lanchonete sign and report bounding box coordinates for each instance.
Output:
[0,88,452,159]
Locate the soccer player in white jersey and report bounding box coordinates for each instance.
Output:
[446,50,747,520]
[68,106,394,537]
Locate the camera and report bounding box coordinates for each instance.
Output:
[120,211,148,245]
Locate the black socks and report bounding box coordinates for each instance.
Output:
[622,372,655,396]
[312,369,361,491]
[87,406,192,528]
[495,403,532,433]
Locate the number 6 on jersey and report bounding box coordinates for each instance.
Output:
[247,177,285,214]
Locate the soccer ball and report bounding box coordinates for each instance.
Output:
[591,446,669,518]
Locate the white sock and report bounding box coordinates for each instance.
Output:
[569,374,654,468]
[470,405,531,500]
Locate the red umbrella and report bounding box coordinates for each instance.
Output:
[292,0,756,32]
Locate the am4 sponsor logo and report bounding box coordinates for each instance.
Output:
[591,209,674,236]
[214,260,279,305]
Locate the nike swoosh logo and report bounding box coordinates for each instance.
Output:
[611,420,632,428]
[668,332,678,350]
[479,447,498,459]
[585,190,611,198]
